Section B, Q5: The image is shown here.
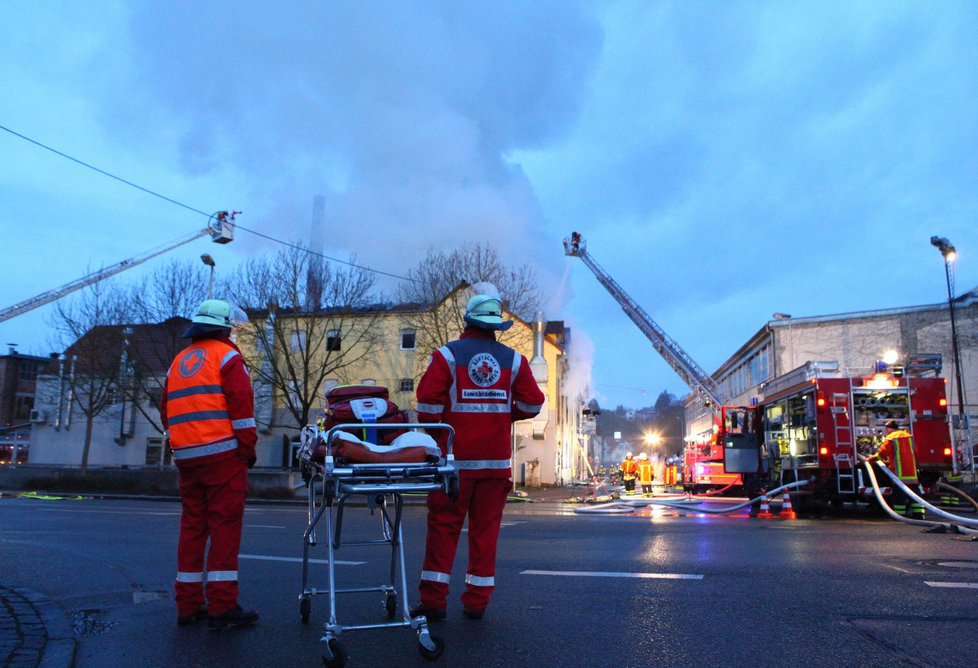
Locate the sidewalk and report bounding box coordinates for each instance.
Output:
[0,581,75,668]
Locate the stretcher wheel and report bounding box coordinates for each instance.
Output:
[385,592,397,619]
[417,634,445,661]
[322,638,347,668]
[300,597,311,624]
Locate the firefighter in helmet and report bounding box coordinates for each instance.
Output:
[621,452,639,496]
[637,452,655,497]
[869,419,925,520]
[411,282,545,622]
[161,299,260,629]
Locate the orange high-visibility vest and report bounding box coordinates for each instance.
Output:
[166,339,238,462]
[878,430,919,483]
[637,460,653,485]
[621,458,638,479]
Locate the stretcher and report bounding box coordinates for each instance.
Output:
[298,422,458,667]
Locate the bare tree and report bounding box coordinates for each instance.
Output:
[229,244,385,429]
[49,280,130,474]
[106,260,211,434]
[396,242,543,373]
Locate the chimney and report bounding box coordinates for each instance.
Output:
[306,195,326,309]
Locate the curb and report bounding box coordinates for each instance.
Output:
[0,581,75,668]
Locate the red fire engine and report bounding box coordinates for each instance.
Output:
[724,361,953,507]
[564,231,956,505]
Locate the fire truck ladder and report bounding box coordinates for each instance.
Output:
[0,214,235,325]
[563,233,722,408]
[830,389,856,495]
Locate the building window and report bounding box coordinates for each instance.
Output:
[18,362,39,382]
[400,329,416,350]
[326,329,341,351]
[13,395,33,420]
[145,437,172,467]
[399,378,414,392]
[290,330,307,352]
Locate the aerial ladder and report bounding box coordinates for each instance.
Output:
[0,211,237,324]
[563,231,722,408]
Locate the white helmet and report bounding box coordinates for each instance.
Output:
[639,452,648,460]
[464,282,513,331]
[183,298,248,338]
[626,451,633,458]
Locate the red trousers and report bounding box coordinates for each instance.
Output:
[419,477,509,613]
[175,458,248,617]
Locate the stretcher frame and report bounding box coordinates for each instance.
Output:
[298,422,458,667]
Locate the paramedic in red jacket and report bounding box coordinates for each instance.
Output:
[160,299,260,630]
[412,283,545,621]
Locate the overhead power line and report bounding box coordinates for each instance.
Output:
[0,122,414,282]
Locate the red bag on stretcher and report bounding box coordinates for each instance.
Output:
[308,384,440,464]
[320,384,410,446]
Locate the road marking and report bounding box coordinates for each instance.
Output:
[462,521,524,533]
[882,564,916,574]
[23,507,180,516]
[246,524,286,529]
[925,581,978,589]
[521,570,703,580]
[239,554,365,566]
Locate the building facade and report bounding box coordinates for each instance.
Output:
[28,291,583,486]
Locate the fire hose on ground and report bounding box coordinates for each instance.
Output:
[572,479,810,515]
[936,480,978,513]
[859,458,951,531]
[860,456,978,534]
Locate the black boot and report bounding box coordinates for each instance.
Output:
[208,606,259,630]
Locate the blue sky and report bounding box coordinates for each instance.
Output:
[1,1,976,409]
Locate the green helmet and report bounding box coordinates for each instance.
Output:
[191,299,248,329]
[464,282,513,331]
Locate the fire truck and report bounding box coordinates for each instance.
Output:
[724,359,954,507]
[564,232,955,502]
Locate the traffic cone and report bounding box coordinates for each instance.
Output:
[779,491,797,520]
[756,495,774,519]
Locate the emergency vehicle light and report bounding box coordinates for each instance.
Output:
[944,447,952,456]
[940,398,947,407]
[820,447,828,455]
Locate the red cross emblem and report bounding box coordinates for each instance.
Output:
[177,347,207,379]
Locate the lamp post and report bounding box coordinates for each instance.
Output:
[930,235,971,471]
[200,253,216,298]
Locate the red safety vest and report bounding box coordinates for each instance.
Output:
[878,430,918,483]
[166,339,239,462]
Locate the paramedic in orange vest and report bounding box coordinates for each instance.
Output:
[412,283,545,622]
[637,452,654,497]
[870,419,925,519]
[160,299,260,630]
[621,452,639,495]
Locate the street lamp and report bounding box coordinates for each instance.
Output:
[200,253,216,298]
[930,235,970,471]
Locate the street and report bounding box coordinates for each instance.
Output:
[2,495,977,668]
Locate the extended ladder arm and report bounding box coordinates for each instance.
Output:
[564,233,722,407]
[0,214,235,324]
